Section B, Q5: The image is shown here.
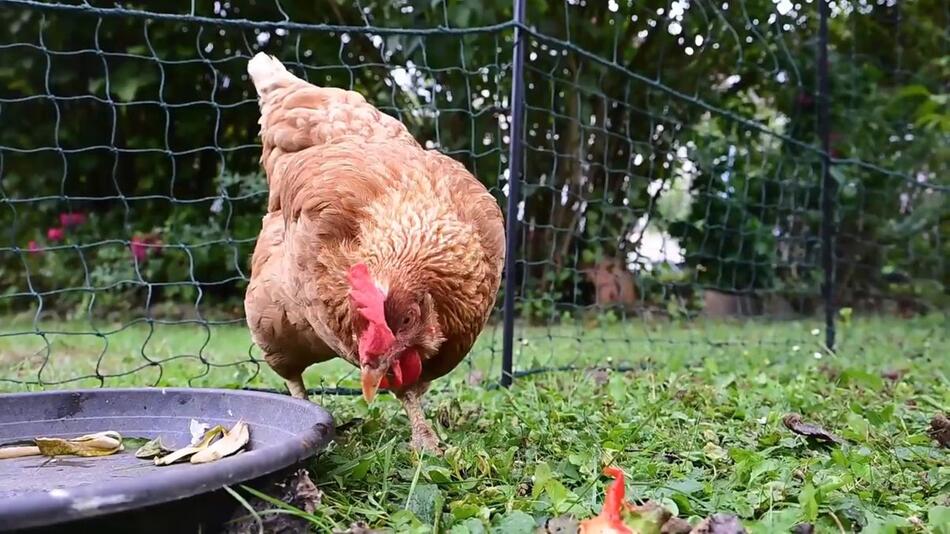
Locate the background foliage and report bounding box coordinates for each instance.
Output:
[0,0,946,324]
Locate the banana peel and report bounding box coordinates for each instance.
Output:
[34,431,124,457]
[153,421,249,466]
[154,425,226,466]
[0,431,126,459]
[190,421,249,464]
[0,421,250,466]
[0,445,42,459]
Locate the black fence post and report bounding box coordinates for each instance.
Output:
[818,0,836,352]
[500,0,527,387]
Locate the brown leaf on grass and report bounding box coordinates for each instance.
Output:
[791,523,815,534]
[818,364,840,381]
[292,468,322,514]
[588,368,610,386]
[881,369,904,381]
[222,469,324,534]
[335,418,364,434]
[334,522,384,534]
[516,482,531,497]
[783,413,844,445]
[538,516,580,533]
[662,451,682,464]
[467,370,485,386]
[634,501,673,527]
[689,514,747,534]
[930,413,950,448]
[437,400,462,429]
[661,516,693,533]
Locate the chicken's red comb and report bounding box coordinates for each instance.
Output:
[348,264,395,363]
[348,264,386,323]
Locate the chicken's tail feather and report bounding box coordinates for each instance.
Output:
[247,52,297,96]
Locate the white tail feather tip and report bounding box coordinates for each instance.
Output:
[247,53,288,92]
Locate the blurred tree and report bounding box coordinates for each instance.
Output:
[0,0,945,318]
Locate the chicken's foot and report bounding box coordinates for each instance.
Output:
[397,384,442,454]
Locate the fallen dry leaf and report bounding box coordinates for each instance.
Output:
[517,482,531,497]
[588,368,610,386]
[191,421,249,464]
[34,431,123,457]
[690,514,747,534]
[661,516,692,533]
[335,418,365,434]
[880,369,904,382]
[292,468,322,514]
[783,413,844,445]
[662,452,682,464]
[791,523,815,534]
[467,370,485,386]
[135,436,172,459]
[634,502,673,530]
[222,469,322,534]
[930,413,950,448]
[334,522,384,534]
[703,442,728,461]
[539,516,580,533]
[818,364,840,381]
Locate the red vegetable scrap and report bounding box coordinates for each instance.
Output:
[580,466,674,534]
[579,467,635,534]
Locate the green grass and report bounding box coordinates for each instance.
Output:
[1,314,948,533]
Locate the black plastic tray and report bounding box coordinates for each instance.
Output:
[0,388,334,532]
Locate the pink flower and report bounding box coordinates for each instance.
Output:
[59,212,87,228]
[27,240,42,255]
[130,236,149,262]
[130,233,164,262]
[47,227,64,241]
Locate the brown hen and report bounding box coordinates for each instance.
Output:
[244,53,505,452]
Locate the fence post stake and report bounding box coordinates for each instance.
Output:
[818,0,836,352]
[500,0,527,387]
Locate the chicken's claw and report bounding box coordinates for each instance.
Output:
[409,427,443,456]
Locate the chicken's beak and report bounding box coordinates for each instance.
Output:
[360,366,386,403]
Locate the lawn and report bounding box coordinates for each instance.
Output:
[0,314,948,533]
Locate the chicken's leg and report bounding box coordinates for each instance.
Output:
[396,383,442,454]
[264,352,309,400]
[286,375,308,400]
